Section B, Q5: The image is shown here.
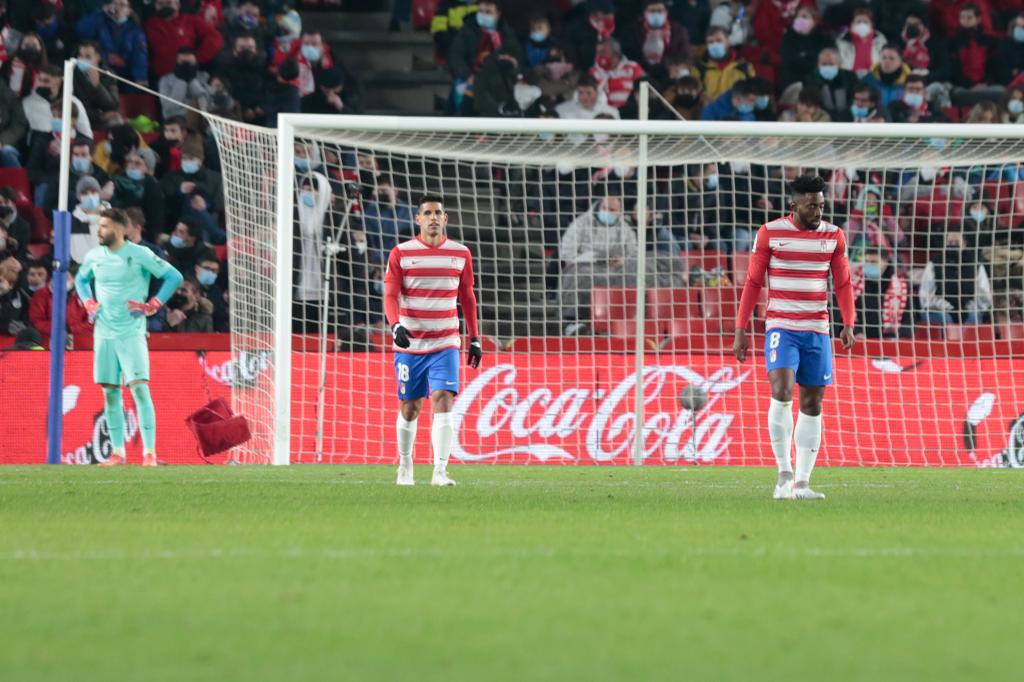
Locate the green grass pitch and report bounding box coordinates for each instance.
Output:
[1,465,1022,681]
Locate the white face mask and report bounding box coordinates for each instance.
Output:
[851,21,872,39]
[919,166,937,182]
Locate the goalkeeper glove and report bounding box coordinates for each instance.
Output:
[392,323,410,349]
[83,299,100,324]
[468,337,482,369]
[127,297,163,318]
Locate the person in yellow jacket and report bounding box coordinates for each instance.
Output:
[698,26,755,101]
[431,0,479,64]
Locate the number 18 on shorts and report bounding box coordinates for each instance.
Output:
[394,348,460,400]
[764,329,834,387]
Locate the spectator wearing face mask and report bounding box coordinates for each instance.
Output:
[73,42,121,130]
[216,32,267,124]
[70,176,111,264]
[622,0,690,77]
[851,246,910,339]
[701,78,758,122]
[837,7,888,77]
[94,122,144,176]
[33,4,73,64]
[0,186,28,263]
[292,171,332,333]
[780,86,832,122]
[995,12,1024,86]
[222,0,275,52]
[532,48,580,103]
[27,100,82,208]
[166,216,216,275]
[149,116,186,177]
[431,0,479,65]
[589,38,645,111]
[165,278,214,333]
[928,0,994,40]
[698,26,755,101]
[22,64,93,139]
[751,0,815,55]
[158,46,211,120]
[75,0,149,85]
[662,74,704,120]
[838,82,889,122]
[0,79,26,168]
[920,230,992,324]
[889,74,947,123]
[779,5,835,89]
[1002,86,1024,122]
[555,74,619,119]
[111,148,165,235]
[898,13,950,84]
[145,0,224,79]
[523,14,553,69]
[862,46,912,108]
[448,1,522,85]
[160,136,223,235]
[194,255,228,332]
[561,0,617,72]
[0,261,29,337]
[2,32,47,98]
[30,263,92,350]
[272,30,336,98]
[19,259,49,301]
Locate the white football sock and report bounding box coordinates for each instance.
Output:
[794,412,823,483]
[767,399,794,474]
[396,414,418,467]
[431,412,454,472]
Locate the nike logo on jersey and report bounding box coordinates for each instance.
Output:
[446,381,456,385]
[823,374,832,380]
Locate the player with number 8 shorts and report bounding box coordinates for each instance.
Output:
[383,194,481,487]
[75,208,184,466]
[733,175,856,500]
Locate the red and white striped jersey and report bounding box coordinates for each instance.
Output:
[383,236,479,354]
[589,58,646,109]
[735,215,856,335]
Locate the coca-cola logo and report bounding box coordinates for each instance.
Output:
[64,408,139,464]
[451,363,752,464]
[201,351,272,388]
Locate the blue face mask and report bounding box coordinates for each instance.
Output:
[181,160,200,174]
[76,60,92,73]
[126,168,145,181]
[80,194,101,210]
[1009,99,1024,115]
[818,65,839,81]
[646,12,667,28]
[736,101,755,114]
[903,92,924,108]
[72,157,91,173]
[755,95,770,111]
[1015,26,1024,43]
[851,104,869,118]
[197,268,217,287]
[300,191,316,207]
[51,119,62,134]
[707,42,727,60]
[295,158,311,172]
[113,14,129,25]
[970,210,988,223]
[530,31,548,43]
[862,263,882,279]
[300,45,322,62]
[705,174,719,190]
[476,12,497,30]
[170,234,187,248]
[539,132,553,141]
[596,209,618,225]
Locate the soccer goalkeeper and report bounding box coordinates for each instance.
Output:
[75,208,184,466]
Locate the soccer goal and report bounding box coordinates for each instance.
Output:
[209,104,1024,468]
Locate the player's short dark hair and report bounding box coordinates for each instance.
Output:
[417,193,445,210]
[791,175,825,197]
[100,208,129,228]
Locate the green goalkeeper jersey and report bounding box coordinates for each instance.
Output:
[77,242,175,340]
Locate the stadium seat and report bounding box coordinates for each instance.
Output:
[684,249,729,274]
[998,323,1024,340]
[27,243,49,260]
[20,203,52,243]
[700,286,742,335]
[732,251,750,285]
[915,324,995,342]
[591,286,636,336]
[119,93,160,121]
[0,167,31,201]
[647,287,703,337]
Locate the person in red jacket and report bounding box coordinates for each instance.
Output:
[929,0,995,40]
[949,3,998,87]
[144,0,224,79]
[29,264,93,349]
[752,0,816,56]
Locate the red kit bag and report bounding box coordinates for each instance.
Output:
[185,398,251,462]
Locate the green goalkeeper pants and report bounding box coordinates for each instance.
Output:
[93,333,150,386]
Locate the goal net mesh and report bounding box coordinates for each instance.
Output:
[212,114,1024,468]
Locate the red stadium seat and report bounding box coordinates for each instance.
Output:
[119,93,160,121]
[647,287,703,337]
[27,243,49,260]
[700,286,742,335]
[732,251,750,286]
[591,286,636,336]
[998,323,1024,340]
[20,203,52,243]
[0,167,31,201]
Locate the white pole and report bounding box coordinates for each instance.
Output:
[57,60,76,212]
[632,82,651,467]
[272,120,296,465]
[314,236,333,463]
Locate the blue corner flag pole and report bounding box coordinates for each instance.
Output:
[46,210,72,465]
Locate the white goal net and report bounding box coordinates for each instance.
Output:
[212,111,1024,468]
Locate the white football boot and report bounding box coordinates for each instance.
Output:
[396,463,415,486]
[431,469,457,487]
[792,484,826,500]
[773,478,794,500]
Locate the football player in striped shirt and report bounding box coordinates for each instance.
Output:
[733,175,856,500]
[384,194,481,487]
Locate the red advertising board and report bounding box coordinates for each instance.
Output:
[1,351,1021,467]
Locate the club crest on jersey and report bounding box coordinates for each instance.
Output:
[770,350,777,362]
[399,382,406,394]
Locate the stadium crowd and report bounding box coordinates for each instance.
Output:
[0,0,1021,349]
